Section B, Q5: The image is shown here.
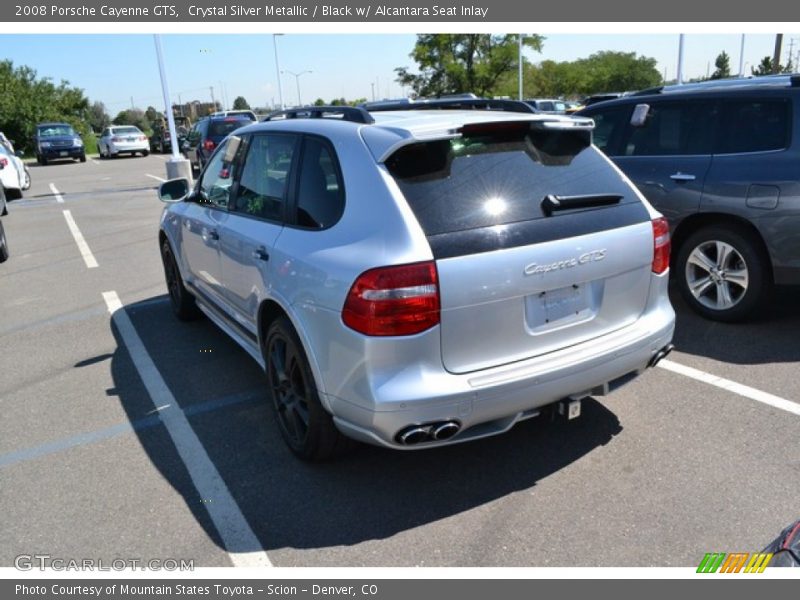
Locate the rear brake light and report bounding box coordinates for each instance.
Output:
[652,217,671,274]
[0,157,7,167]
[342,261,440,336]
[203,139,216,152]
[112,136,122,142]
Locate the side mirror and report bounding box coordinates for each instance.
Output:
[630,104,650,127]
[15,150,24,158]
[158,178,189,203]
[223,136,241,163]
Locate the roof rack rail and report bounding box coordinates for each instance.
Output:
[362,97,536,114]
[263,106,374,124]
[632,74,800,96]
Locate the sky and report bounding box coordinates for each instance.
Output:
[1,33,798,116]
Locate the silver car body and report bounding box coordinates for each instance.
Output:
[99,126,149,157]
[159,110,675,449]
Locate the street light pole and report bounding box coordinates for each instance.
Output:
[153,34,192,181]
[282,70,311,107]
[273,34,285,109]
[518,34,523,101]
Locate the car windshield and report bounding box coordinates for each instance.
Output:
[113,127,141,135]
[38,125,76,137]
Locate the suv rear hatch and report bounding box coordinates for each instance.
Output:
[386,120,655,374]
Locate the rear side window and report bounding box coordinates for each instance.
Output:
[589,107,630,154]
[622,101,716,156]
[716,99,790,154]
[386,123,639,237]
[232,134,297,221]
[295,137,344,229]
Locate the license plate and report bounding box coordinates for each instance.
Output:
[59,151,68,157]
[525,283,592,332]
[126,137,135,142]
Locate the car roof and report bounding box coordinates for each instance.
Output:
[235,108,593,163]
[37,122,72,127]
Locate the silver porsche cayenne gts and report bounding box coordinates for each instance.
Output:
[157,104,675,460]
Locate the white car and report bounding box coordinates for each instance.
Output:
[98,126,150,158]
[0,145,30,200]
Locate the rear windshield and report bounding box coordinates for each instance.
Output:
[209,119,248,137]
[113,127,141,135]
[386,123,638,236]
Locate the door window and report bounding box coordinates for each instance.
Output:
[295,137,344,229]
[716,99,790,154]
[232,134,297,221]
[198,140,237,209]
[622,101,716,156]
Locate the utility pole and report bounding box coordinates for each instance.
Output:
[518,34,524,101]
[677,34,685,85]
[210,86,216,112]
[738,34,746,77]
[371,82,375,101]
[788,38,796,71]
[772,34,783,74]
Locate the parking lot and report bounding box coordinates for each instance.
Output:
[1,154,799,568]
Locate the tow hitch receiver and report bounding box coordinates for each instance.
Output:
[558,398,582,420]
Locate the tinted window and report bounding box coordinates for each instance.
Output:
[387,124,638,236]
[589,107,630,154]
[199,140,236,209]
[622,101,716,156]
[232,134,297,221]
[209,119,248,138]
[295,137,344,229]
[716,99,789,154]
[38,125,75,137]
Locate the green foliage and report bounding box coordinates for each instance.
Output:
[0,59,91,153]
[710,51,731,80]
[395,34,544,97]
[112,108,151,134]
[88,101,110,133]
[313,98,326,106]
[751,56,793,76]
[232,96,251,110]
[526,51,662,98]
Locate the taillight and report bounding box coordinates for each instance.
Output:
[652,217,671,274]
[203,139,216,152]
[139,136,146,142]
[112,136,122,142]
[342,261,440,336]
[0,157,7,167]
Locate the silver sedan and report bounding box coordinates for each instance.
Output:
[98,126,150,158]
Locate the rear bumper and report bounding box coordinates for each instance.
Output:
[325,273,675,450]
[109,141,149,154]
[41,146,84,159]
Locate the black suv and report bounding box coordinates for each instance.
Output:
[182,115,251,172]
[33,122,86,165]
[579,75,800,321]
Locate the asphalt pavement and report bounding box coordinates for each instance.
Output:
[1,154,798,568]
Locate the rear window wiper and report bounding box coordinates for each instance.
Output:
[541,193,623,216]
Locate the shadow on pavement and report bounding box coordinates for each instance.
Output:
[669,284,800,365]
[109,295,623,556]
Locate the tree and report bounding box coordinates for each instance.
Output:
[232,96,250,110]
[710,51,731,80]
[313,98,326,106]
[0,60,91,153]
[112,108,150,133]
[88,101,110,133]
[395,34,544,97]
[751,55,793,76]
[145,105,160,124]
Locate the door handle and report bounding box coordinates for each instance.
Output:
[206,229,219,241]
[252,247,269,261]
[670,172,696,182]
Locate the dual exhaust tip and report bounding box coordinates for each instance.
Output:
[396,421,461,445]
[648,343,674,368]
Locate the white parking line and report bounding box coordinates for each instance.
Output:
[49,182,64,203]
[658,358,800,417]
[145,173,166,182]
[91,159,101,165]
[62,210,98,269]
[102,290,272,568]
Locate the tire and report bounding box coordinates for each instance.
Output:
[79,154,86,163]
[160,239,201,321]
[41,156,48,166]
[0,220,9,262]
[264,316,355,460]
[676,225,771,322]
[142,149,149,157]
[22,167,31,190]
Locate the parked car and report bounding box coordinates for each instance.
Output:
[157,105,675,460]
[182,115,251,172]
[0,144,31,200]
[524,98,569,114]
[578,74,800,321]
[98,126,150,158]
[150,116,192,153]
[34,122,86,164]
